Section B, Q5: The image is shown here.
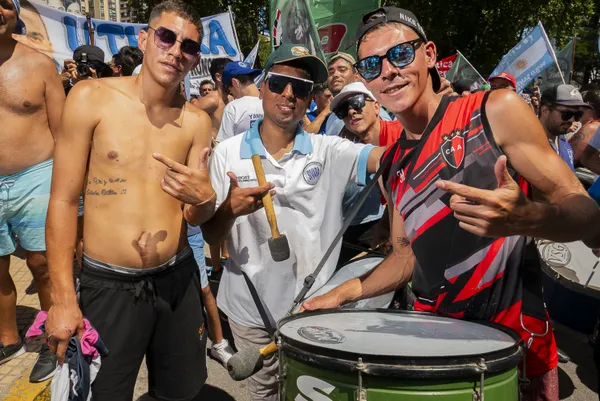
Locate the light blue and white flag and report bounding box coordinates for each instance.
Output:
[490,22,560,93]
[244,40,261,68]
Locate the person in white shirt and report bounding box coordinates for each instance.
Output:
[202,44,385,401]
[216,61,264,143]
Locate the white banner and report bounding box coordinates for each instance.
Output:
[15,1,242,93]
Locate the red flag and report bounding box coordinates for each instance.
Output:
[436,54,457,77]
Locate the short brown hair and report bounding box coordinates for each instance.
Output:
[149,0,203,37]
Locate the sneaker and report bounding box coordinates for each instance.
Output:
[210,339,234,367]
[557,347,570,364]
[29,343,58,383]
[0,338,25,365]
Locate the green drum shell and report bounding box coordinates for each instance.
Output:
[283,356,519,401]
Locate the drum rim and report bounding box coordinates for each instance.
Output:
[278,309,523,379]
[540,256,600,300]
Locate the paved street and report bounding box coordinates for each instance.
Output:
[2,252,598,400]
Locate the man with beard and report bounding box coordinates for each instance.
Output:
[0,0,65,382]
[538,84,588,171]
[302,7,600,400]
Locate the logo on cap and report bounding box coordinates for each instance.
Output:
[238,61,249,68]
[291,46,310,57]
[571,88,579,97]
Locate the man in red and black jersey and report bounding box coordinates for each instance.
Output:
[302,6,600,400]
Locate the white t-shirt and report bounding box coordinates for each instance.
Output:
[216,96,264,143]
[209,119,373,328]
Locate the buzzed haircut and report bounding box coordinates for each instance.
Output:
[148,0,203,37]
[312,82,328,95]
[200,79,214,87]
[209,58,233,83]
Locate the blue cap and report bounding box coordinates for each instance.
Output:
[222,61,262,87]
[12,0,26,35]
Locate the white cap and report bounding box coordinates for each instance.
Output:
[330,82,376,112]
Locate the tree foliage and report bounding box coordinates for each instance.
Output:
[386,0,598,85]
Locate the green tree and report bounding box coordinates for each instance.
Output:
[386,0,595,80]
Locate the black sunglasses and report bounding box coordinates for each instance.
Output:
[355,39,423,81]
[334,94,372,119]
[148,26,201,58]
[266,72,314,98]
[554,108,584,122]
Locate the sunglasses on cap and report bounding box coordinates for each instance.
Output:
[148,26,201,58]
[334,94,374,119]
[355,39,423,81]
[266,72,314,98]
[554,108,584,122]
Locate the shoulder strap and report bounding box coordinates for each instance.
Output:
[241,271,276,339]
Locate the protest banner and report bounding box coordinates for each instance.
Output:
[436,54,457,77]
[16,0,242,94]
[490,22,560,93]
[445,51,486,90]
[538,39,574,92]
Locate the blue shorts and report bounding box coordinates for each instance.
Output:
[188,231,208,288]
[0,159,53,255]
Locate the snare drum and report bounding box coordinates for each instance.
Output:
[278,310,521,401]
[310,257,393,310]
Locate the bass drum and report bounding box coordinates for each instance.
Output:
[538,239,600,334]
[278,310,522,401]
[310,256,393,309]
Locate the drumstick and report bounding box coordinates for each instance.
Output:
[585,260,599,288]
[227,341,278,381]
[251,154,290,262]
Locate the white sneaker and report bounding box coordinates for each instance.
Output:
[210,339,234,367]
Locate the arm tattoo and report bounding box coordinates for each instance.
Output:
[397,237,410,247]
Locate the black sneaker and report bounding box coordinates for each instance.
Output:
[29,343,58,383]
[0,338,25,365]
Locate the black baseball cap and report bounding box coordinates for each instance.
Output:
[74,45,106,64]
[264,44,328,83]
[353,7,441,92]
[541,84,589,108]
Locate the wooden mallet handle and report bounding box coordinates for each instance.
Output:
[251,154,281,238]
[259,341,278,357]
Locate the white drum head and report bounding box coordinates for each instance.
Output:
[309,257,393,309]
[280,311,517,357]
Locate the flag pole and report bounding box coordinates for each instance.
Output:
[570,38,577,84]
[539,21,565,84]
[86,13,94,46]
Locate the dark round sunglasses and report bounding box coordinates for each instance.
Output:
[148,26,201,58]
[555,108,584,122]
[266,72,314,98]
[355,39,423,81]
[334,94,372,119]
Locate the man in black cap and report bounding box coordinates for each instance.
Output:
[538,84,588,171]
[202,43,385,401]
[0,0,65,381]
[302,7,600,399]
[62,45,112,94]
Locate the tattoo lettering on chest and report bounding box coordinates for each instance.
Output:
[86,177,128,196]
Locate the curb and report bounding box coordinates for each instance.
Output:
[3,376,51,401]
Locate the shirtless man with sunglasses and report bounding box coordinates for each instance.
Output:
[302,7,600,400]
[45,1,216,399]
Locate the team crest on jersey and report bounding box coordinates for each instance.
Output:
[303,162,322,185]
[440,129,465,169]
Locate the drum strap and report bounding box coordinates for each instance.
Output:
[288,140,404,314]
[242,271,277,339]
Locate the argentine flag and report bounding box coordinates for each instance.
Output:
[490,22,558,93]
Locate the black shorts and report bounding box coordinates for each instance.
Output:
[79,250,207,401]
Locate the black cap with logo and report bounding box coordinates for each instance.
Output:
[354,7,441,92]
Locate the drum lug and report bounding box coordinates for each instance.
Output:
[277,336,286,401]
[473,358,486,401]
[356,358,367,401]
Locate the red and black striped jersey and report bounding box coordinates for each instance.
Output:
[382,92,557,375]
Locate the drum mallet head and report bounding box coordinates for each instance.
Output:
[269,235,290,262]
[227,341,278,381]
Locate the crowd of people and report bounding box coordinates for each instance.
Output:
[3,0,600,400]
